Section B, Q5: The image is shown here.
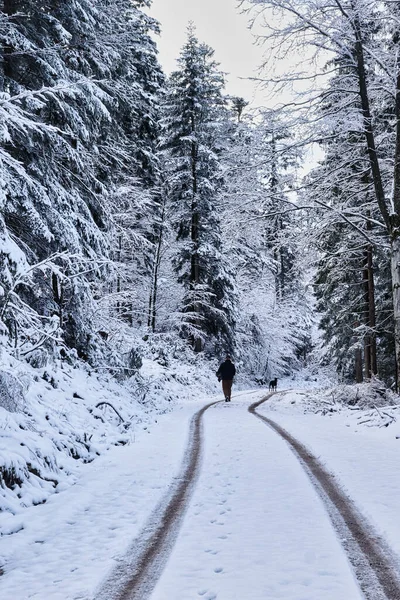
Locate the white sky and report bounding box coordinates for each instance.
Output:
[147,0,268,107]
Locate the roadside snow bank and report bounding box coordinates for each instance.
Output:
[0,350,218,531]
[268,378,400,431]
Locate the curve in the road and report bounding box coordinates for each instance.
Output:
[95,400,219,600]
[249,393,400,600]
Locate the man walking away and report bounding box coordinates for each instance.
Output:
[216,355,236,402]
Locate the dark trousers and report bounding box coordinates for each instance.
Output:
[222,379,233,400]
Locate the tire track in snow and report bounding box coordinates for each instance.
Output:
[95,400,219,600]
[249,394,400,600]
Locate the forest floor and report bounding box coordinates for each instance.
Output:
[2,384,400,600]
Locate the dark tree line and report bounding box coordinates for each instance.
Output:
[0,2,312,381]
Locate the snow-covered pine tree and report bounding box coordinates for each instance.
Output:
[93,0,165,330]
[309,139,394,383]
[306,51,394,383]
[218,105,273,378]
[0,0,104,358]
[256,111,299,300]
[0,0,124,358]
[254,111,311,375]
[0,0,166,362]
[161,25,237,353]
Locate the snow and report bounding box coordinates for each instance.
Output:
[150,399,362,600]
[260,387,400,562]
[0,350,219,520]
[0,403,203,599]
[1,376,400,599]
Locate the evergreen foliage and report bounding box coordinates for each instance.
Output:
[0,3,316,385]
[244,0,400,386]
[307,54,395,384]
[0,0,164,362]
[161,26,237,352]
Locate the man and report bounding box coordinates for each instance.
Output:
[216,355,236,402]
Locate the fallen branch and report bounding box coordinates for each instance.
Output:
[381,411,396,423]
[95,402,124,423]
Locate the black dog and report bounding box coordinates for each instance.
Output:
[269,377,278,391]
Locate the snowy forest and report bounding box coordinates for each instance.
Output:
[0,0,315,384]
[2,0,400,388]
[1,0,400,502]
[3,0,400,595]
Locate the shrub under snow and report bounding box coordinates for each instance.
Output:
[0,346,218,533]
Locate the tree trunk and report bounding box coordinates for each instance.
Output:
[367,245,377,375]
[352,8,390,230]
[269,132,286,299]
[390,51,400,390]
[190,137,200,287]
[363,243,377,379]
[355,346,363,383]
[363,247,371,378]
[391,232,400,390]
[353,319,363,382]
[52,273,64,328]
[116,234,122,316]
[147,239,161,333]
[1,0,14,93]
[147,194,166,332]
[351,5,400,384]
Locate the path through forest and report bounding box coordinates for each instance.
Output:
[98,393,400,600]
[2,390,400,600]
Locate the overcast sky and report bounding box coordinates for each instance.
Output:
[148,0,268,107]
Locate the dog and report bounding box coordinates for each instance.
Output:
[269,377,278,391]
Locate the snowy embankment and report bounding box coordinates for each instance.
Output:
[0,349,218,533]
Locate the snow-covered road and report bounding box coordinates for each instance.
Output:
[2,389,400,600]
[149,399,362,600]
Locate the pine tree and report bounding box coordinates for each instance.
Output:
[0,0,165,361]
[256,112,299,300]
[0,0,112,357]
[244,0,400,386]
[307,54,394,383]
[161,26,236,352]
[96,0,165,328]
[219,104,311,380]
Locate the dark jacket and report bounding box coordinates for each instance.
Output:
[216,360,236,381]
